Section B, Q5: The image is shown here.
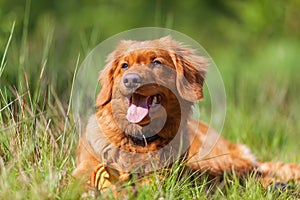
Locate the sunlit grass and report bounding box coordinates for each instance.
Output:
[0,21,81,199]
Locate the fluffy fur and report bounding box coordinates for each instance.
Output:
[73,36,300,192]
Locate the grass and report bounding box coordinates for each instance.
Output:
[1,18,300,200]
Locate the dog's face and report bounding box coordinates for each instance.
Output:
[95,36,207,146]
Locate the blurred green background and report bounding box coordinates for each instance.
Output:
[1,0,300,100]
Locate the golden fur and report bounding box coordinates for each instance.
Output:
[73,36,300,192]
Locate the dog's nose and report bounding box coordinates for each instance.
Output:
[123,73,142,89]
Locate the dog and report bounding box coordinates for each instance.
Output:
[72,36,300,193]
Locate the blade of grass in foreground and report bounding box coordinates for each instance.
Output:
[0,21,15,78]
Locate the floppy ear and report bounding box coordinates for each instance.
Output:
[95,55,116,108]
[169,39,208,102]
[95,40,131,108]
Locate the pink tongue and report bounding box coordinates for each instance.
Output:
[126,104,149,123]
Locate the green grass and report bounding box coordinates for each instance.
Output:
[1,17,300,200]
[0,22,82,199]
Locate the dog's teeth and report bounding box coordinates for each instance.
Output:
[153,96,157,104]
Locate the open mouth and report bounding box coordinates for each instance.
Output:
[126,93,163,123]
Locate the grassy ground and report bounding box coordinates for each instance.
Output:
[1,21,300,199]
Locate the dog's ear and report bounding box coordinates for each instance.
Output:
[95,54,116,108]
[95,40,132,108]
[165,37,208,102]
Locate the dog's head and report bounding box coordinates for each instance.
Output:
[95,36,207,146]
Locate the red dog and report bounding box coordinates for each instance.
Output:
[73,36,300,192]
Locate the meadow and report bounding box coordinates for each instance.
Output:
[0,1,300,199]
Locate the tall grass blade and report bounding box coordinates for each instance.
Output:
[0,21,15,78]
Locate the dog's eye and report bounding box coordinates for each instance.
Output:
[121,63,129,69]
[152,60,162,66]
